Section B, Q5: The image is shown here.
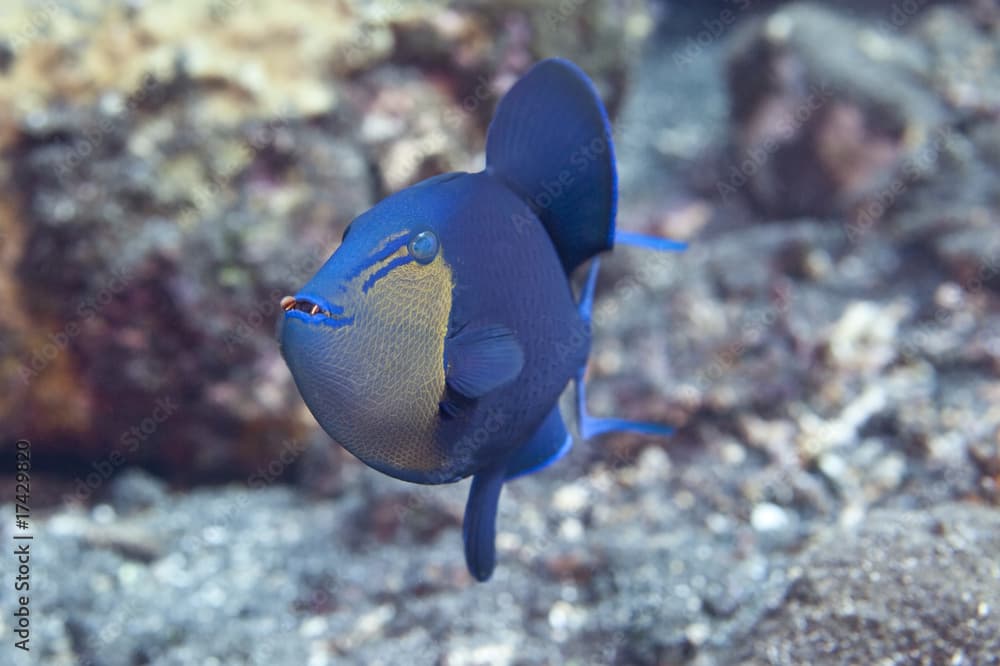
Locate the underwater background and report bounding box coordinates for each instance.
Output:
[1,0,999,664]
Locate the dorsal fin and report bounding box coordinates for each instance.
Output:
[485,58,617,274]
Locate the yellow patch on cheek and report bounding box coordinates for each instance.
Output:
[351,254,453,472]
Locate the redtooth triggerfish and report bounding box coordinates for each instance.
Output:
[278,59,685,581]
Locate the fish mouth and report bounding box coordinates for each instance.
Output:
[280,295,353,326]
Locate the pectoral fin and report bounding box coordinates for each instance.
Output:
[444,325,524,400]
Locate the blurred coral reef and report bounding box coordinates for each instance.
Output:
[0,0,651,480]
[1,1,999,664]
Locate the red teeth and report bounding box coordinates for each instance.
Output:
[282,295,332,318]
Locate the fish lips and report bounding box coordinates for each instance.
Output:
[276,293,354,348]
[277,293,356,416]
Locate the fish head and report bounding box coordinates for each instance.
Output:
[278,175,463,482]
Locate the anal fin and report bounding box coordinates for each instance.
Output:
[505,406,572,481]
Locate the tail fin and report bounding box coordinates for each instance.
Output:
[486,58,616,275]
[575,256,677,439]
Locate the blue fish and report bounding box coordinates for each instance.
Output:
[278,58,685,581]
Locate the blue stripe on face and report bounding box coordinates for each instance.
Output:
[344,234,411,282]
[362,254,415,293]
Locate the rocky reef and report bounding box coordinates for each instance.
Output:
[0,0,652,480]
[1,1,999,665]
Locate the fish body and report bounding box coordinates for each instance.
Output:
[280,170,585,484]
[279,58,679,581]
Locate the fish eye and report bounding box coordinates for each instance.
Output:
[408,230,439,264]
